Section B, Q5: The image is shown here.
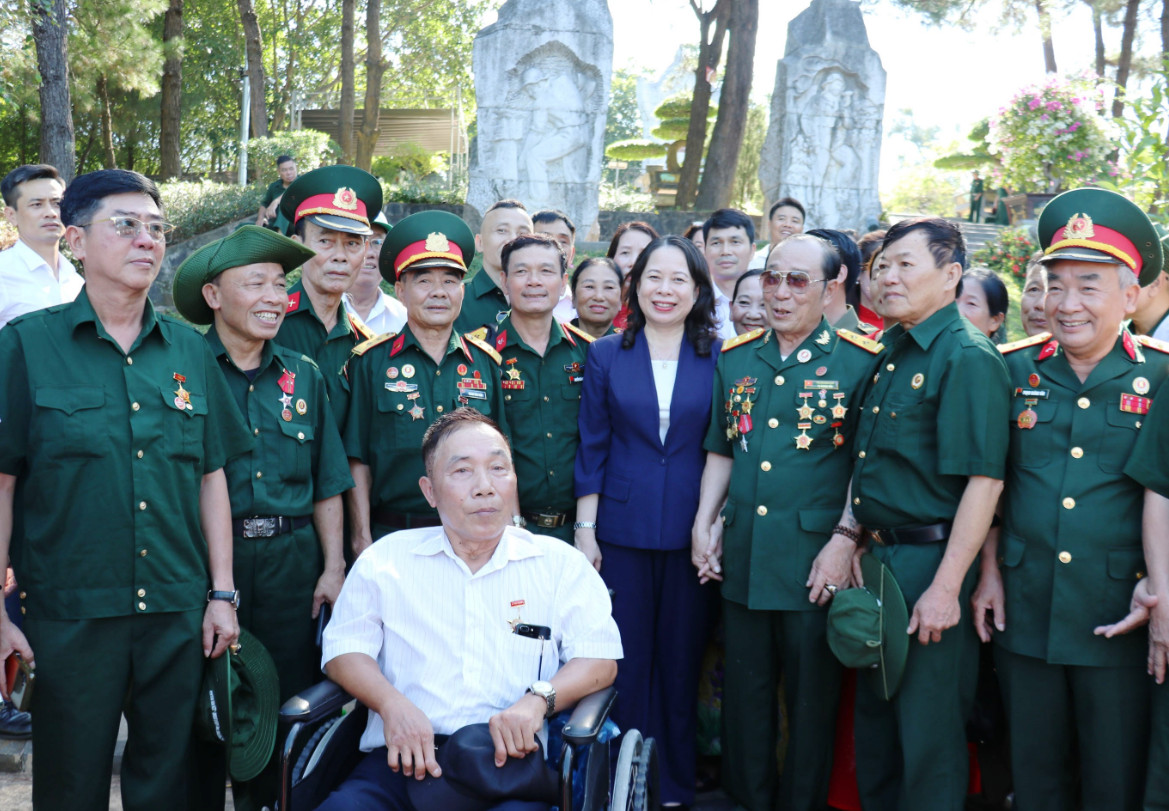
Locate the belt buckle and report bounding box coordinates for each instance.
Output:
[243,517,277,538]
[870,529,887,546]
[536,513,559,529]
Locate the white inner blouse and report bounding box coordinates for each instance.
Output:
[651,360,678,444]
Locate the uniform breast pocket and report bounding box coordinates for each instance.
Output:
[1008,404,1057,469]
[560,383,582,402]
[375,393,427,450]
[34,386,106,459]
[277,420,314,482]
[1097,408,1142,473]
[872,395,931,455]
[159,387,208,461]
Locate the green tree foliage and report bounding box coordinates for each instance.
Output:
[246,129,340,176]
[730,101,766,213]
[604,68,644,148]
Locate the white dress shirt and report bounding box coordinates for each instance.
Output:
[0,239,84,329]
[713,287,736,340]
[748,244,770,270]
[322,525,623,750]
[343,289,407,336]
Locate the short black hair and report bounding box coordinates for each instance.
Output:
[857,229,886,276]
[570,256,622,294]
[421,408,510,478]
[606,221,659,258]
[963,266,1009,319]
[2,164,62,208]
[882,217,967,271]
[500,233,567,275]
[276,155,294,166]
[532,209,575,237]
[487,199,527,214]
[732,268,764,300]
[60,169,162,228]
[702,208,755,244]
[769,197,805,221]
[806,228,862,306]
[682,221,705,242]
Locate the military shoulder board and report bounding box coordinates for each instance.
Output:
[1137,334,1169,355]
[836,329,884,354]
[464,334,502,364]
[352,332,396,357]
[721,327,766,352]
[562,321,596,344]
[998,332,1053,355]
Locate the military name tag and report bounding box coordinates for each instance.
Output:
[804,380,839,391]
[1120,393,1151,414]
[458,388,488,400]
[1014,387,1049,399]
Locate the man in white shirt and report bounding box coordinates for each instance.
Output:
[533,210,578,323]
[748,197,806,270]
[0,164,84,329]
[704,209,757,339]
[317,409,621,809]
[343,212,407,335]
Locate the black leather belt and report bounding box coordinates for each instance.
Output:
[868,521,952,546]
[522,510,572,529]
[232,515,312,538]
[371,507,442,530]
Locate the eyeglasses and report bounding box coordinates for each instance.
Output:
[761,270,829,292]
[370,238,385,248]
[79,216,176,242]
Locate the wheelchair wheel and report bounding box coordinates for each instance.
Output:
[609,731,659,811]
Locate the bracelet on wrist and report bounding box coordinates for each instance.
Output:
[573,521,597,531]
[833,524,861,543]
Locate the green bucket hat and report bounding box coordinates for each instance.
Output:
[172,225,316,325]
[1037,187,1164,286]
[378,210,475,283]
[195,627,281,782]
[827,553,909,702]
[279,164,383,237]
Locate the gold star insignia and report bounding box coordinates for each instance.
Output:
[798,403,815,420]
[409,404,425,421]
[795,432,813,450]
[742,397,754,414]
[506,366,522,381]
[832,404,848,420]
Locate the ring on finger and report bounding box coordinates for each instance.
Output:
[825,584,839,595]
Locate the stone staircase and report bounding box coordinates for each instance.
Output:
[953,220,1007,255]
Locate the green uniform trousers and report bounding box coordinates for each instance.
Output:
[853,543,978,811]
[27,609,204,811]
[193,523,324,810]
[721,598,841,811]
[995,646,1150,811]
[1147,680,1169,811]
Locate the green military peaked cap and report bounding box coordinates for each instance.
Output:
[278,164,383,237]
[172,225,316,325]
[379,209,476,283]
[1037,187,1164,286]
[195,627,281,783]
[827,553,909,702]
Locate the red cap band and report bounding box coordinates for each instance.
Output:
[1046,221,1141,274]
[294,189,370,228]
[394,239,466,277]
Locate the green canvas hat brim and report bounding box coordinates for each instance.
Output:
[278,164,383,237]
[172,225,316,325]
[227,627,281,782]
[195,646,232,746]
[1037,187,1163,286]
[379,210,475,283]
[860,553,909,701]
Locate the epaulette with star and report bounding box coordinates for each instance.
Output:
[1137,334,1169,355]
[465,326,489,342]
[352,332,396,356]
[998,332,1052,354]
[837,328,884,354]
[721,327,765,352]
[464,333,502,364]
[562,321,596,344]
[348,312,375,341]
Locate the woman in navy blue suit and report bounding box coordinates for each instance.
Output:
[574,235,721,807]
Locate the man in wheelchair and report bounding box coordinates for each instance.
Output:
[313,408,622,810]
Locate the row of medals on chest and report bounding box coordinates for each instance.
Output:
[383,361,487,421]
[725,348,847,453]
[1015,371,1153,428]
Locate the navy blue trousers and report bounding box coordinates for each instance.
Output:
[314,747,549,811]
[598,542,716,806]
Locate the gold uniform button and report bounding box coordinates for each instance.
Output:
[397,404,404,410]
[140,549,148,557]
[138,501,147,511]
[297,431,305,440]
[253,428,260,436]
[768,417,779,428]
[858,450,866,459]
[886,363,895,372]
[436,405,444,413]
[756,505,768,516]
[248,385,255,393]
[126,357,133,365]
[137,588,146,598]
[1077,397,1090,409]
[1062,497,1075,510]
[543,396,550,402]
[136,450,144,459]
[1058,551,1072,564]
[19,591,26,599]
[138,602,146,611]
[760,461,772,472]
[546,432,553,439]
[435,370,441,376]
[20,607,25,615]
[1070,447,1083,459]
[256,471,263,479]
[853,497,861,506]
[505,395,511,401]
[871,406,880,414]
[774,375,785,386]
[132,402,140,411]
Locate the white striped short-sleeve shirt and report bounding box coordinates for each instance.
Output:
[322,526,623,751]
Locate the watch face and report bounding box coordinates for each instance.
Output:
[532,680,554,696]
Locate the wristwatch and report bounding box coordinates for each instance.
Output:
[207,590,241,610]
[573,521,597,531]
[526,680,556,718]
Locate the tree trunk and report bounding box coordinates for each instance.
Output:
[355,0,385,172]
[1112,0,1140,117]
[1088,1,1105,77]
[1163,0,1169,62]
[98,75,117,169]
[676,0,729,210]
[695,0,758,211]
[237,0,269,137]
[1036,0,1057,73]
[31,0,76,181]
[338,0,356,163]
[159,0,183,180]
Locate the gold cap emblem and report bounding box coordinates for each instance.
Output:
[333,187,358,211]
[1065,213,1095,240]
[425,232,451,252]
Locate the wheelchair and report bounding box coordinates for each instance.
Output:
[277,680,660,811]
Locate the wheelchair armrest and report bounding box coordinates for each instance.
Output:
[560,685,616,746]
[279,679,354,726]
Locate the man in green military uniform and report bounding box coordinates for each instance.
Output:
[453,199,532,334]
[172,225,356,808]
[274,164,381,424]
[0,169,253,810]
[255,154,297,229]
[344,210,509,554]
[972,188,1167,811]
[691,234,883,811]
[493,233,592,542]
[968,170,984,223]
[848,217,1010,811]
